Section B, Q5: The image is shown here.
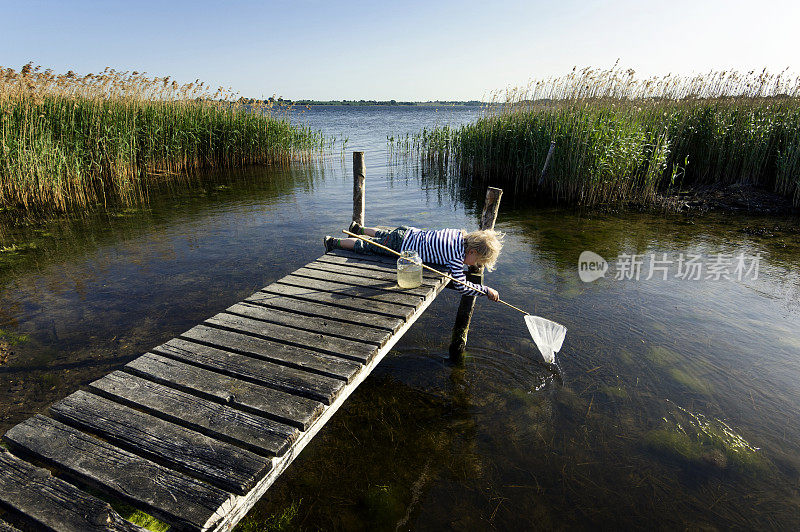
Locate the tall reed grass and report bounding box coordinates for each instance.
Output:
[0,64,323,213]
[400,68,800,207]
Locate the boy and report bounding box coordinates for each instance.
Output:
[324,223,502,301]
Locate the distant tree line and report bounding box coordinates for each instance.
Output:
[234,97,483,107]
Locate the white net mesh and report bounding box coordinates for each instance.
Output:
[524,315,567,364]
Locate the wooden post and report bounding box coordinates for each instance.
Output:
[449,187,503,362]
[352,152,365,225]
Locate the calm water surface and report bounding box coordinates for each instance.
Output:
[1,106,799,530]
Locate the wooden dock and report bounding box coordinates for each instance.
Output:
[0,249,448,531]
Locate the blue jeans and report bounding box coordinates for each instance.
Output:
[352,226,407,256]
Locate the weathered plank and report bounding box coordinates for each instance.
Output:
[90,372,296,457]
[206,313,375,364]
[316,252,393,268]
[154,337,346,404]
[49,391,271,496]
[277,275,425,307]
[329,248,398,265]
[3,415,233,531]
[280,270,430,305]
[125,353,324,430]
[326,249,450,279]
[318,254,448,282]
[300,260,439,290]
[292,267,432,297]
[260,283,415,320]
[182,325,361,382]
[304,259,440,287]
[318,251,444,275]
[226,302,392,346]
[244,291,403,332]
[0,449,144,532]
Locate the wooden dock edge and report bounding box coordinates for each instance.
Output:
[213,277,445,531]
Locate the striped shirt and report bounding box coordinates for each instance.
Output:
[400,227,487,297]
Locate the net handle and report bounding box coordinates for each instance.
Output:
[342,230,530,315]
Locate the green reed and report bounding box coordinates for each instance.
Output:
[400,67,800,207]
[0,64,324,213]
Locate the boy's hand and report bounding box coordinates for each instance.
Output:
[485,287,500,301]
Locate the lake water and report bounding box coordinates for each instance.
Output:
[1,106,799,530]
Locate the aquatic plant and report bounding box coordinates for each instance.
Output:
[644,403,769,475]
[235,499,301,531]
[121,509,170,532]
[362,484,405,527]
[399,67,800,207]
[0,63,324,213]
[0,328,29,346]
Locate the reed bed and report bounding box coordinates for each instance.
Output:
[399,68,800,207]
[0,64,323,213]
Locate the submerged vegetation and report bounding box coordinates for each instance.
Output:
[644,403,769,475]
[236,499,301,531]
[398,67,800,208]
[0,63,323,213]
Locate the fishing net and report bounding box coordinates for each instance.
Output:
[524,315,567,364]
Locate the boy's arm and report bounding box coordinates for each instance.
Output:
[447,259,488,297]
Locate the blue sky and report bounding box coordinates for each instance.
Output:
[2,0,797,100]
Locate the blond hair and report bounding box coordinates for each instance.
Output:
[463,229,504,271]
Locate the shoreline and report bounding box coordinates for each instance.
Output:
[661,183,798,216]
[2,177,797,228]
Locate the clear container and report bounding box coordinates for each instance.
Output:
[397,250,423,288]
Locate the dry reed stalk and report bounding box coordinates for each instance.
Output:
[395,67,800,208]
[0,64,323,213]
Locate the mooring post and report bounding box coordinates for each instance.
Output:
[449,186,503,362]
[353,151,365,225]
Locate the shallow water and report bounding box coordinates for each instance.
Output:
[1,106,800,530]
